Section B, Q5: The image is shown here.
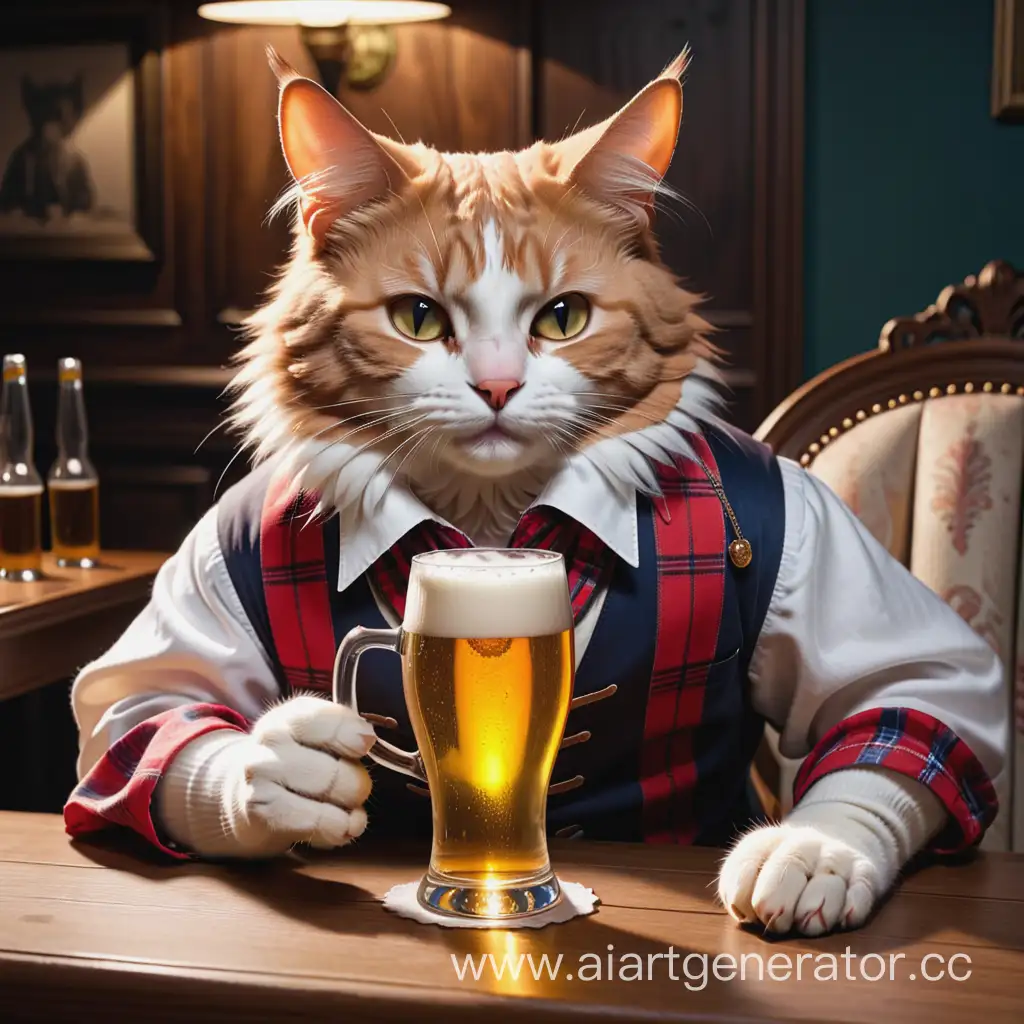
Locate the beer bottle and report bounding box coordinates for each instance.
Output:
[48,358,100,568]
[0,354,44,580]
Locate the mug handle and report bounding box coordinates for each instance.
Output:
[332,625,427,783]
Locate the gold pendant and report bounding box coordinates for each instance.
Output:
[728,538,753,569]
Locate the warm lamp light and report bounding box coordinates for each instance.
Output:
[197,1,451,92]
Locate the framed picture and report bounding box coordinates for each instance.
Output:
[993,0,1024,120]
[0,7,163,262]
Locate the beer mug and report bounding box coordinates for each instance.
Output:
[334,548,574,921]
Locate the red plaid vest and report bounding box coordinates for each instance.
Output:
[260,432,734,844]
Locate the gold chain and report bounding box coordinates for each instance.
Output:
[694,454,753,569]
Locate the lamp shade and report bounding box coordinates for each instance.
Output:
[197,1,451,27]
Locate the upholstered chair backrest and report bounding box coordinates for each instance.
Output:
[755,261,1024,851]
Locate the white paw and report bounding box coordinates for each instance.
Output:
[717,822,884,936]
[252,694,376,760]
[228,696,376,853]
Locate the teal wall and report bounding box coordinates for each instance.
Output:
[803,0,1024,378]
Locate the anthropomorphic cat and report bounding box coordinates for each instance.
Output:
[65,50,1003,937]
[0,73,94,222]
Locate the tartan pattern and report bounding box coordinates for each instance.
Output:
[261,474,616,696]
[64,704,249,859]
[370,507,614,624]
[640,433,727,843]
[260,472,336,694]
[369,520,471,621]
[793,705,998,852]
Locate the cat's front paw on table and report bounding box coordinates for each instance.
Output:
[716,822,887,936]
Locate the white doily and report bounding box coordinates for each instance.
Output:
[382,877,599,928]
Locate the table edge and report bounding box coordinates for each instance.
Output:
[0,950,765,1024]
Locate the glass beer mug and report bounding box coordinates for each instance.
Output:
[333,549,574,921]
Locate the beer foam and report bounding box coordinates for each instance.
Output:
[404,549,572,639]
[0,484,43,496]
[48,479,96,490]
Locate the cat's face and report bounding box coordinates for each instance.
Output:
[236,50,714,488]
[22,75,84,138]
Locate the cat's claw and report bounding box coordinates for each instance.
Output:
[717,822,883,936]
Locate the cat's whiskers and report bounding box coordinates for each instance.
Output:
[547,424,582,456]
[294,394,412,414]
[194,418,231,456]
[284,410,433,532]
[375,426,437,508]
[213,440,251,501]
[582,403,668,427]
[307,405,418,447]
[426,429,449,475]
[570,393,668,423]
[373,423,431,475]
[317,412,431,477]
[568,409,634,440]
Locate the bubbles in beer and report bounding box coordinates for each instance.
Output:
[403,628,573,881]
[467,637,514,658]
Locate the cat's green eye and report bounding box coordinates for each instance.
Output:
[531,293,590,342]
[388,295,451,342]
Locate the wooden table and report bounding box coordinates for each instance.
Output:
[0,814,1021,1023]
[0,552,166,701]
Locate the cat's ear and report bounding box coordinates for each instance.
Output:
[269,48,417,250]
[552,49,689,222]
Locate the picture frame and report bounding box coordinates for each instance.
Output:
[993,0,1024,120]
[0,6,164,263]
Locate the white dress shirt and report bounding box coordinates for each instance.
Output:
[71,452,1007,831]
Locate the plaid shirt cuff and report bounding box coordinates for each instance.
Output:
[793,706,998,853]
[64,703,249,860]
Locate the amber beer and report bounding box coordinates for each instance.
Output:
[0,354,44,581]
[48,358,100,567]
[0,486,43,577]
[49,480,100,565]
[402,550,573,916]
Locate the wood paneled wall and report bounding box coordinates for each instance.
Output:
[2,0,804,555]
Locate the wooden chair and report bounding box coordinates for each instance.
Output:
[753,260,1024,851]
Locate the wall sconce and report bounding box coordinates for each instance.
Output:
[198,1,451,94]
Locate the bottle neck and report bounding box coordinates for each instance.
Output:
[0,376,40,485]
[53,378,95,481]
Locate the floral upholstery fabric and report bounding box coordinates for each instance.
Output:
[811,403,922,563]
[911,395,1023,850]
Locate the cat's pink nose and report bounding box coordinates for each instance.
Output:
[472,379,522,411]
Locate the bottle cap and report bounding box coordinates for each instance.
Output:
[58,357,82,383]
[2,354,26,382]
